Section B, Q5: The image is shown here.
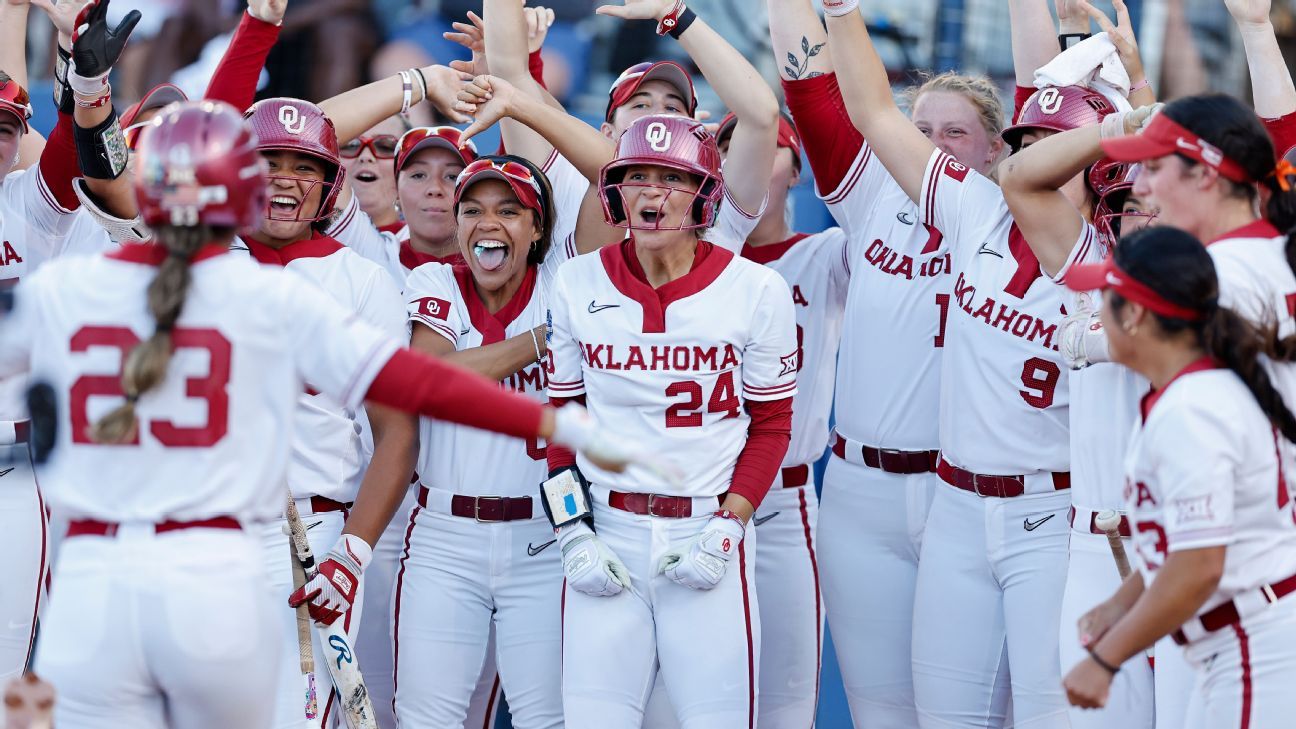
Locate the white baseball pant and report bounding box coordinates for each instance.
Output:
[1059,527,1155,729]
[561,497,760,729]
[259,507,363,729]
[818,454,936,727]
[36,525,280,729]
[639,477,823,729]
[1155,632,1194,729]
[1182,597,1296,729]
[0,438,45,682]
[392,496,563,729]
[911,485,1071,728]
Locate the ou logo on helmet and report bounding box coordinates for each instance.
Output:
[1037,88,1064,115]
[279,105,305,135]
[645,122,673,152]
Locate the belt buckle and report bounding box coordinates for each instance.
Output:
[1263,583,1279,604]
[645,494,664,517]
[970,474,988,497]
[475,496,504,523]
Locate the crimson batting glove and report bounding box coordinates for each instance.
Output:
[658,510,745,590]
[288,533,372,625]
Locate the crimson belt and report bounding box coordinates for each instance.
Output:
[1172,571,1296,645]
[607,491,719,518]
[418,486,534,522]
[780,464,809,488]
[308,496,349,514]
[937,457,1070,498]
[832,435,938,474]
[67,516,241,538]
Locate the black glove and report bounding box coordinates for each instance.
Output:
[71,0,141,79]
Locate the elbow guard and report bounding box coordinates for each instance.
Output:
[73,178,149,243]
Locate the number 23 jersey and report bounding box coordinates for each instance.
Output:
[547,239,798,497]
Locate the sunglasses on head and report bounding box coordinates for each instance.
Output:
[341,134,399,159]
[457,158,541,194]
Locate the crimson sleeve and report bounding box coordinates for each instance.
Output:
[529,49,548,90]
[726,396,793,510]
[545,395,585,471]
[1262,110,1296,160]
[204,11,281,111]
[1013,85,1035,125]
[781,74,865,196]
[366,348,545,439]
[38,111,80,211]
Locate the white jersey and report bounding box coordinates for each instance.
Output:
[1208,220,1296,336]
[547,240,798,496]
[405,231,574,497]
[741,231,848,466]
[1053,234,1147,512]
[1125,363,1296,617]
[0,244,397,523]
[542,151,765,255]
[920,150,1073,475]
[231,236,405,503]
[0,165,79,421]
[823,142,952,450]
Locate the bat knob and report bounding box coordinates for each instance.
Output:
[1094,509,1122,532]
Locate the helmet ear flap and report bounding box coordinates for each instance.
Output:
[602,166,629,225]
[692,175,721,227]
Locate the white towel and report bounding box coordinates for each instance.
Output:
[1033,33,1133,112]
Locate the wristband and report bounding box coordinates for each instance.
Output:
[529,327,545,366]
[656,0,685,35]
[822,0,860,17]
[54,47,74,115]
[74,108,129,180]
[1058,33,1091,51]
[398,70,413,114]
[668,7,696,38]
[74,89,112,109]
[1087,647,1120,675]
[712,509,745,530]
[1129,78,1150,94]
[408,67,428,105]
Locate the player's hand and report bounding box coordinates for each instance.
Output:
[658,511,744,590]
[456,74,515,142]
[1054,0,1089,35]
[288,533,372,625]
[28,0,89,41]
[421,65,475,124]
[560,522,630,597]
[3,673,55,729]
[247,0,289,25]
[1059,296,1107,369]
[548,402,685,484]
[525,6,555,52]
[1076,598,1126,648]
[1063,654,1114,709]
[444,10,490,78]
[69,0,139,80]
[595,0,676,23]
[1225,0,1272,28]
[1078,0,1144,84]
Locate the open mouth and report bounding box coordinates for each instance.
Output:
[270,195,302,214]
[354,171,378,184]
[472,240,509,271]
[638,208,662,225]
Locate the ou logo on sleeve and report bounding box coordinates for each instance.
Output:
[645,122,672,152]
[279,105,305,135]
[1036,88,1063,115]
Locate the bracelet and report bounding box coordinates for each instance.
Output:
[1058,33,1091,52]
[822,0,860,17]
[1129,78,1150,94]
[667,7,696,39]
[1086,647,1120,676]
[397,70,413,114]
[410,67,429,103]
[656,0,685,35]
[74,89,112,109]
[529,327,545,366]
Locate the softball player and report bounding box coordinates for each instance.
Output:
[342,116,408,236]
[393,155,566,729]
[544,114,797,729]
[768,0,1012,719]
[4,100,636,729]
[1060,226,1296,729]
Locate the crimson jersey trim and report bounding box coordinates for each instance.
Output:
[598,238,734,334]
[1138,356,1218,422]
[107,242,231,266]
[452,263,538,345]
[242,234,345,265]
[740,233,810,265]
[1208,219,1282,246]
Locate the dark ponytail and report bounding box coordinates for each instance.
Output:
[1112,226,1296,444]
[90,225,213,443]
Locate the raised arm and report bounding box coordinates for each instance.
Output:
[483,0,562,165]
[319,65,470,145]
[1010,0,1060,87]
[1226,0,1296,119]
[204,0,288,111]
[1081,0,1155,108]
[824,5,936,201]
[0,1,30,89]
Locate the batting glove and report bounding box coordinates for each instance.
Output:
[658,511,745,591]
[551,404,684,486]
[1059,296,1110,369]
[288,533,372,625]
[70,0,141,85]
[560,522,630,597]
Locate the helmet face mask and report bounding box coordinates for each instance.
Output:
[261,149,337,224]
[598,115,723,232]
[244,99,345,224]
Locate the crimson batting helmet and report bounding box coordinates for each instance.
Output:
[1001,85,1115,151]
[1092,162,1154,242]
[134,100,268,232]
[244,98,344,222]
[599,115,723,230]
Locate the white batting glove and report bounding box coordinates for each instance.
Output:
[658,511,745,591]
[1060,297,1110,369]
[559,522,630,597]
[288,533,372,625]
[551,404,683,485]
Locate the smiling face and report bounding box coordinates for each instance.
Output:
[1132,155,1208,237]
[604,80,692,141]
[618,164,702,237]
[398,146,466,246]
[258,150,329,244]
[912,90,1002,176]
[0,114,20,176]
[347,117,404,224]
[456,178,540,294]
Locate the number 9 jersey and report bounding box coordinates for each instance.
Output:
[547,239,798,496]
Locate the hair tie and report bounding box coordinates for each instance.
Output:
[1272,159,1296,192]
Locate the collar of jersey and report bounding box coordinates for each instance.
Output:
[453,263,538,345]
[243,233,344,266]
[741,233,809,265]
[107,242,230,266]
[1139,356,1219,422]
[599,237,733,334]
[1208,218,1282,247]
[401,240,462,270]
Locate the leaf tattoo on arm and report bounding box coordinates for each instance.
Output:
[783,36,826,80]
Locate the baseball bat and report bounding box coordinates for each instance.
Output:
[284,495,378,729]
[289,537,320,723]
[1094,510,1132,579]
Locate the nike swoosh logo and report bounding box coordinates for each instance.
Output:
[527,539,557,556]
[977,242,1003,258]
[588,301,620,314]
[753,511,780,527]
[896,211,914,225]
[305,519,323,531]
[0,467,13,478]
[1023,514,1056,531]
[1175,138,1199,152]
[460,327,471,336]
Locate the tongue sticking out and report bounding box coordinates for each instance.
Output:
[474,244,508,271]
